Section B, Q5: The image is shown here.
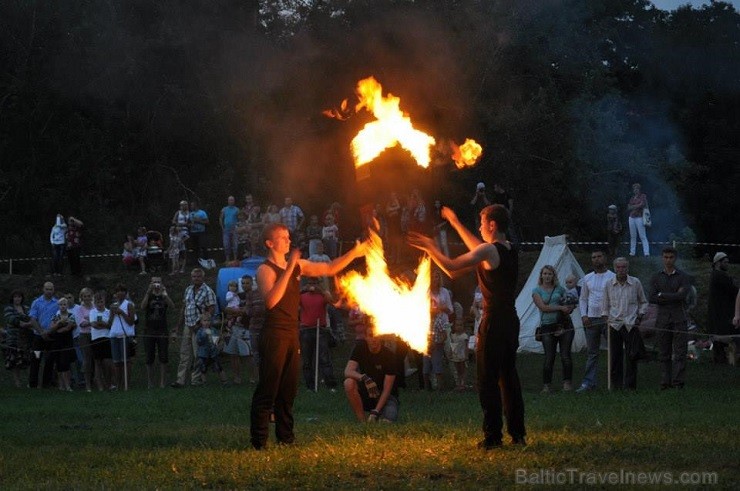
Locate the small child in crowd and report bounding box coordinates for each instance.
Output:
[225,280,240,309]
[563,275,580,306]
[448,301,469,392]
[194,313,228,386]
[167,225,183,275]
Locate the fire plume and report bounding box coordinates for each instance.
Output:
[350,77,436,169]
[452,138,483,169]
[338,228,431,353]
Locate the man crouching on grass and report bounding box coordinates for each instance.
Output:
[344,326,399,422]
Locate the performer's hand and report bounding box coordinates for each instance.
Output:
[406,231,434,252]
[288,247,302,265]
[361,374,380,398]
[733,315,740,328]
[367,409,380,422]
[440,206,457,223]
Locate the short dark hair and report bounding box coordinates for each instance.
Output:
[114,283,128,293]
[662,246,678,256]
[263,222,288,244]
[481,204,510,232]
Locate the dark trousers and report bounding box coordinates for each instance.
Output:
[609,327,639,389]
[477,314,526,443]
[657,319,687,388]
[541,326,574,384]
[189,232,207,261]
[250,328,300,449]
[67,247,82,275]
[299,328,336,389]
[29,336,55,388]
[51,244,65,274]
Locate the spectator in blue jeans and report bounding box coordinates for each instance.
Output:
[220,195,240,263]
[577,250,615,392]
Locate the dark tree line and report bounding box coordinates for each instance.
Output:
[1,0,738,259]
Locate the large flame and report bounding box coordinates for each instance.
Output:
[351,77,437,169]
[338,228,431,352]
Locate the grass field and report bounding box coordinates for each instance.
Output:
[1,252,738,489]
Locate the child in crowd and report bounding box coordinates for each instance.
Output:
[90,291,112,391]
[194,313,228,386]
[167,225,183,275]
[322,213,339,259]
[225,280,241,309]
[448,301,470,392]
[563,275,580,306]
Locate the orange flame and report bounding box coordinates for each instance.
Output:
[350,77,437,169]
[451,138,483,168]
[338,228,431,352]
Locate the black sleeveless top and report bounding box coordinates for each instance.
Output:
[263,260,301,332]
[476,242,518,315]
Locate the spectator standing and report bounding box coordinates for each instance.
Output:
[343,327,400,422]
[235,210,251,259]
[602,258,648,389]
[533,266,575,393]
[167,225,184,275]
[135,227,150,275]
[50,215,67,275]
[279,197,305,239]
[223,276,253,385]
[171,268,216,388]
[247,205,263,257]
[469,182,490,229]
[323,202,342,231]
[448,302,470,391]
[408,204,526,448]
[49,297,76,391]
[172,200,191,236]
[649,247,691,389]
[606,205,622,258]
[109,284,136,389]
[707,252,738,364]
[194,313,228,386]
[220,196,240,263]
[189,201,209,264]
[306,215,323,257]
[3,290,33,387]
[262,204,281,227]
[65,216,84,276]
[141,277,175,388]
[242,194,256,216]
[90,291,112,391]
[627,183,650,257]
[321,213,339,259]
[72,288,95,392]
[249,223,368,450]
[28,282,58,388]
[577,250,616,392]
[246,276,266,384]
[299,277,337,391]
[424,270,452,391]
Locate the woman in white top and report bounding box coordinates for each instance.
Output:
[109,284,136,389]
[49,214,67,275]
[90,291,113,391]
[72,288,95,392]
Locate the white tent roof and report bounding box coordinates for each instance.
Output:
[517,235,587,353]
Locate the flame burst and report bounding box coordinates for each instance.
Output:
[338,228,431,353]
[350,77,437,169]
[452,138,483,169]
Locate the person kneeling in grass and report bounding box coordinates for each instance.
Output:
[344,326,399,423]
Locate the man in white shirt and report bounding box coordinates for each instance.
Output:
[602,258,648,389]
[577,250,616,392]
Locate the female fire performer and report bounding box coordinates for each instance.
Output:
[408,204,526,449]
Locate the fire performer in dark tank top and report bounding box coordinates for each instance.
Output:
[409,204,526,448]
[250,223,369,450]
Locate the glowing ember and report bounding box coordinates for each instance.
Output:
[338,228,431,352]
[452,138,483,168]
[350,77,436,169]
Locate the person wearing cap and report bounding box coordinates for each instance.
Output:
[470,182,490,228]
[606,205,623,257]
[708,252,738,364]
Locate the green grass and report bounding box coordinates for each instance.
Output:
[0,346,737,490]
[1,253,738,489]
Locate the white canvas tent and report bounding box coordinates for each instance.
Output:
[517,235,587,354]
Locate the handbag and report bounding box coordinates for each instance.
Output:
[642,198,652,227]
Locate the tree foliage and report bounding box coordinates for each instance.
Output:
[1,0,738,258]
